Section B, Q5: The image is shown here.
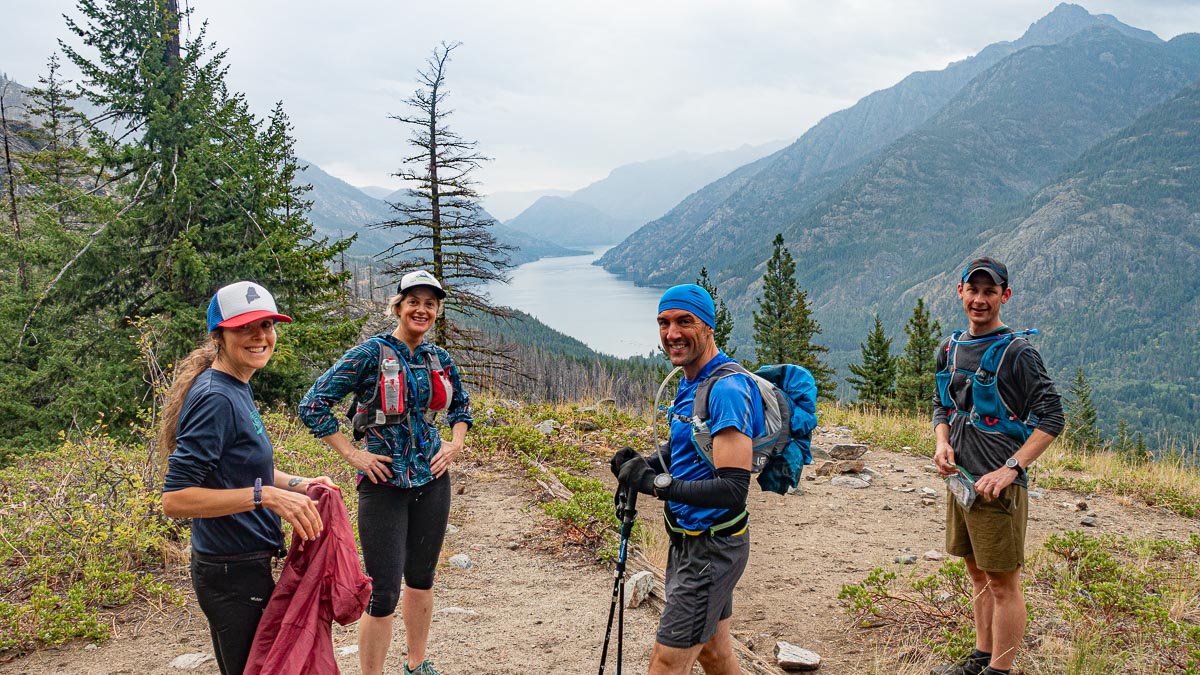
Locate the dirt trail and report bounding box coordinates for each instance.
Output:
[3,429,1196,674]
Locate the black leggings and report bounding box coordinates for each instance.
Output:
[190,551,275,675]
[358,472,451,617]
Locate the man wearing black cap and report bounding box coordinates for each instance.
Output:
[930,257,1064,675]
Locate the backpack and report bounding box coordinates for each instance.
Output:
[347,338,453,440]
[664,362,819,496]
[935,329,1039,443]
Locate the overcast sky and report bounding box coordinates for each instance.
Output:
[3,1,1199,194]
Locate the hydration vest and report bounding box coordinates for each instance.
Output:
[349,338,453,440]
[665,362,818,495]
[935,329,1039,443]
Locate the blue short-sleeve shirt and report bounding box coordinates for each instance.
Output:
[667,352,765,531]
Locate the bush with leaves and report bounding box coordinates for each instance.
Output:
[0,422,183,654]
[839,530,1200,672]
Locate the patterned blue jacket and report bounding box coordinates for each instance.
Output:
[299,333,472,488]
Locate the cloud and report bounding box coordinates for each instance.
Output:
[3,0,1197,192]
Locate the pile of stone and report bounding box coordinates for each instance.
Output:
[808,443,881,489]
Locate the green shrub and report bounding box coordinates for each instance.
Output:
[0,423,183,655]
[838,561,976,658]
[533,468,642,563]
[840,531,1200,672]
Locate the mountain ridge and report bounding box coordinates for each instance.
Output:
[597,2,1166,287]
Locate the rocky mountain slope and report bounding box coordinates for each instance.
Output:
[598,3,1166,287]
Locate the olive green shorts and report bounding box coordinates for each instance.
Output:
[945,484,1028,572]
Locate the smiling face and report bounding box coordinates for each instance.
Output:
[658,308,718,378]
[395,287,441,346]
[958,272,1011,335]
[213,319,276,382]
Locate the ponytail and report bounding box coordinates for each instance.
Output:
[157,334,220,460]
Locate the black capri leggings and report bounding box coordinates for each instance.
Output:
[358,471,452,617]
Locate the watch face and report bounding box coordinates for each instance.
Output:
[1006,458,1019,470]
[653,473,672,489]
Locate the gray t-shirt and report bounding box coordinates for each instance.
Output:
[932,327,1065,487]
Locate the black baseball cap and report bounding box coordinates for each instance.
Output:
[961,257,1008,286]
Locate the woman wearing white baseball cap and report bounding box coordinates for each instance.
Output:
[159,281,338,675]
[299,269,472,675]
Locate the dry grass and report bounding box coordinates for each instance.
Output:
[1037,442,1200,518]
[824,404,1200,519]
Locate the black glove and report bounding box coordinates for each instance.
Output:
[617,456,657,497]
[609,447,640,479]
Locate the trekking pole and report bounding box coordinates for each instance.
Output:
[598,482,639,675]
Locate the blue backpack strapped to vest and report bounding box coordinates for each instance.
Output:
[670,362,819,495]
[935,329,1040,443]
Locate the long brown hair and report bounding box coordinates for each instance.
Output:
[157,332,220,460]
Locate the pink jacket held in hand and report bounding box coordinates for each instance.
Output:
[245,483,372,675]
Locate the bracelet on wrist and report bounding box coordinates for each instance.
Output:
[253,477,263,510]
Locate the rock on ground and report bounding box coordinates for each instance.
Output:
[775,641,822,671]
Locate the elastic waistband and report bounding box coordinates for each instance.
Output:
[664,508,748,538]
[191,548,282,563]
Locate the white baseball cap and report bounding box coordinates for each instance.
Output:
[206,281,294,332]
[397,270,446,298]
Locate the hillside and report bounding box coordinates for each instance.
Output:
[503,195,636,247]
[299,164,578,264]
[598,3,1159,286]
[568,141,791,225]
[500,141,788,249]
[598,7,1200,440]
[905,83,1200,435]
[767,27,1200,330]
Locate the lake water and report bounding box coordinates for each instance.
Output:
[482,246,664,358]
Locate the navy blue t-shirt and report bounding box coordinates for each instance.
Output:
[163,369,282,556]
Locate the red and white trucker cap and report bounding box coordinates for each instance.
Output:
[206,281,294,332]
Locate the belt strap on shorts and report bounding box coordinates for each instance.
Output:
[663,507,748,537]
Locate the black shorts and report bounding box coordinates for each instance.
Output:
[656,526,750,649]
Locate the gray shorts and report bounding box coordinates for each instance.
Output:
[656,527,750,649]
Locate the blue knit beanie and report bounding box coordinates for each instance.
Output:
[658,284,716,328]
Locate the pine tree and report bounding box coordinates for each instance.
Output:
[0,57,116,453]
[695,266,735,357]
[1063,367,1101,452]
[30,0,356,429]
[847,315,896,408]
[379,42,513,358]
[895,297,943,415]
[751,233,834,399]
[1112,419,1133,461]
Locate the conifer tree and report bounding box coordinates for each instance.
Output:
[380,41,513,355]
[12,0,359,436]
[895,298,942,415]
[847,315,896,408]
[0,57,117,452]
[751,233,834,399]
[696,266,735,357]
[1063,367,1102,452]
[1112,419,1133,461]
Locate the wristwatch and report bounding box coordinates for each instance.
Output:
[1005,457,1021,473]
[253,477,263,510]
[652,473,673,499]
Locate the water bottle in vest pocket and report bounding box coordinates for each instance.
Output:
[379,356,405,420]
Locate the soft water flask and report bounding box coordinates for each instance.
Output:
[380,357,402,420]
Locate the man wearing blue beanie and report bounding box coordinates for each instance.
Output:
[610,283,764,674]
